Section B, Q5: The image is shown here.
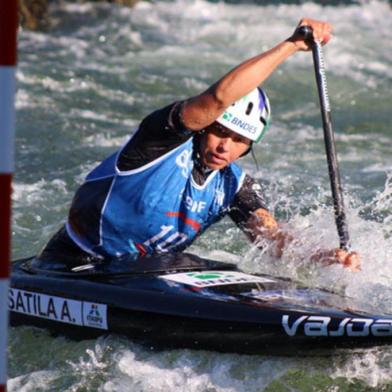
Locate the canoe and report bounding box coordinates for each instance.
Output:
[9,253,392,355]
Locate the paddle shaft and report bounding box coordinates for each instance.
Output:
[298,26,350,250]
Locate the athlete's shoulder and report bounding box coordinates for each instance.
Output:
[140,101,192,137]
[118,102,193,172]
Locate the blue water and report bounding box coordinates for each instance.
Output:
[9,0,392,390]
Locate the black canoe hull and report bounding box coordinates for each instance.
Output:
[9,253,392,355]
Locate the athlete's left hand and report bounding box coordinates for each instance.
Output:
[311,248,361,272]
[289,18,333,51]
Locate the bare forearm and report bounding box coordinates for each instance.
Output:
[213,40,298,106]
[182,40,298,130]
[181,18,332,131]
[247,218,360,271]
[243,208,293,257]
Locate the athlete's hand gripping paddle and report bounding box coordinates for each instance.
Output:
[297,25,350,251]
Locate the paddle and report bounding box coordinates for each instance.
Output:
[297,25,350,251]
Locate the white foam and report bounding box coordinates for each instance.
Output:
[101,347,297,392]
[12,179,67,205]
[83,134,129,148]
[331,347,392,388]
[8,370,60,392]
[12,1,392,389]
[233,173,392,315]
[362,164,392,174]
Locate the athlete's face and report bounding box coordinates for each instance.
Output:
[199,123,251,170]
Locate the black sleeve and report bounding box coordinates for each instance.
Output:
[117,101,193,171]
[228,174,268,229]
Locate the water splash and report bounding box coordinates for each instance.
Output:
[11,0,392,390]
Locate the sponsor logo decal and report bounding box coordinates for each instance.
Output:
[230,117,257,134]
[161,271,273,288]
[9,288,108,330]
[222,112,257,135]
[282,315,392,337]
[222,112,233,122]
[84,302,108,330]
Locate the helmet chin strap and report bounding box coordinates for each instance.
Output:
[250,147,260,171]
[239,143,260,171]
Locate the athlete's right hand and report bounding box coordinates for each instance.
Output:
[311,248,361,272]
[335,249,361,272]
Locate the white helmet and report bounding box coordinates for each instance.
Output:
[216,88,271,143]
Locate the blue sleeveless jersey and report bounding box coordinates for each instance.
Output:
[66,138,245,258]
